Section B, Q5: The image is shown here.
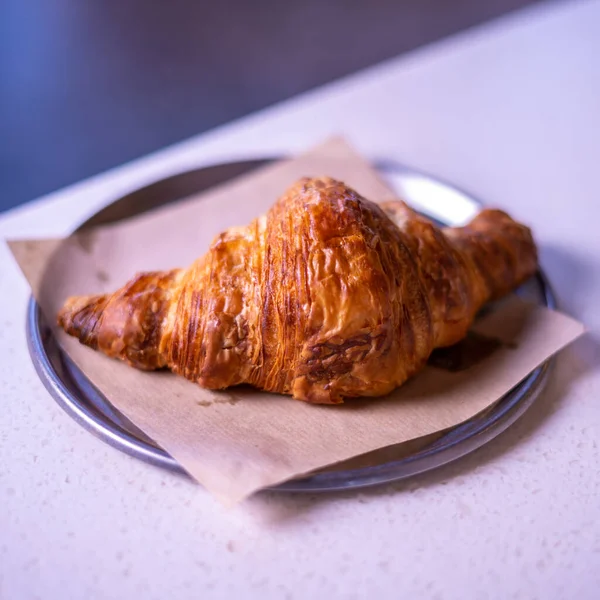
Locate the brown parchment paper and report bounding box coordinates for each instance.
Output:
[8,138,585,504]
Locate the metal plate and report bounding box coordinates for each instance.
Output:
[26,159,556,492]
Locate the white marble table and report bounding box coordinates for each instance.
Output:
[2,1,599,598]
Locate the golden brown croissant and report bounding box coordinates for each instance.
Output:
[58,177,537,404]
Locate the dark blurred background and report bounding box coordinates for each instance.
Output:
[1,0,546,212]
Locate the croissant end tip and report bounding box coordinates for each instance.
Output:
[57,294,107,349]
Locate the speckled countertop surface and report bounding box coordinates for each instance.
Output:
[2,2,600,598]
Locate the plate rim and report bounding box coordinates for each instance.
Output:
[25,158,557,493]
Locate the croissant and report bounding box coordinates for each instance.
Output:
[58,177,537,404]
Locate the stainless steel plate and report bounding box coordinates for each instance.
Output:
[27,159,556,492]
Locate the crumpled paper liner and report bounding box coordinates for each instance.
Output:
[8,138,584,504]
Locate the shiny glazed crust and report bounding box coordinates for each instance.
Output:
[58,177,538,404]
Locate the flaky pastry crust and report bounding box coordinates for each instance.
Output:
[58,177,537,403]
